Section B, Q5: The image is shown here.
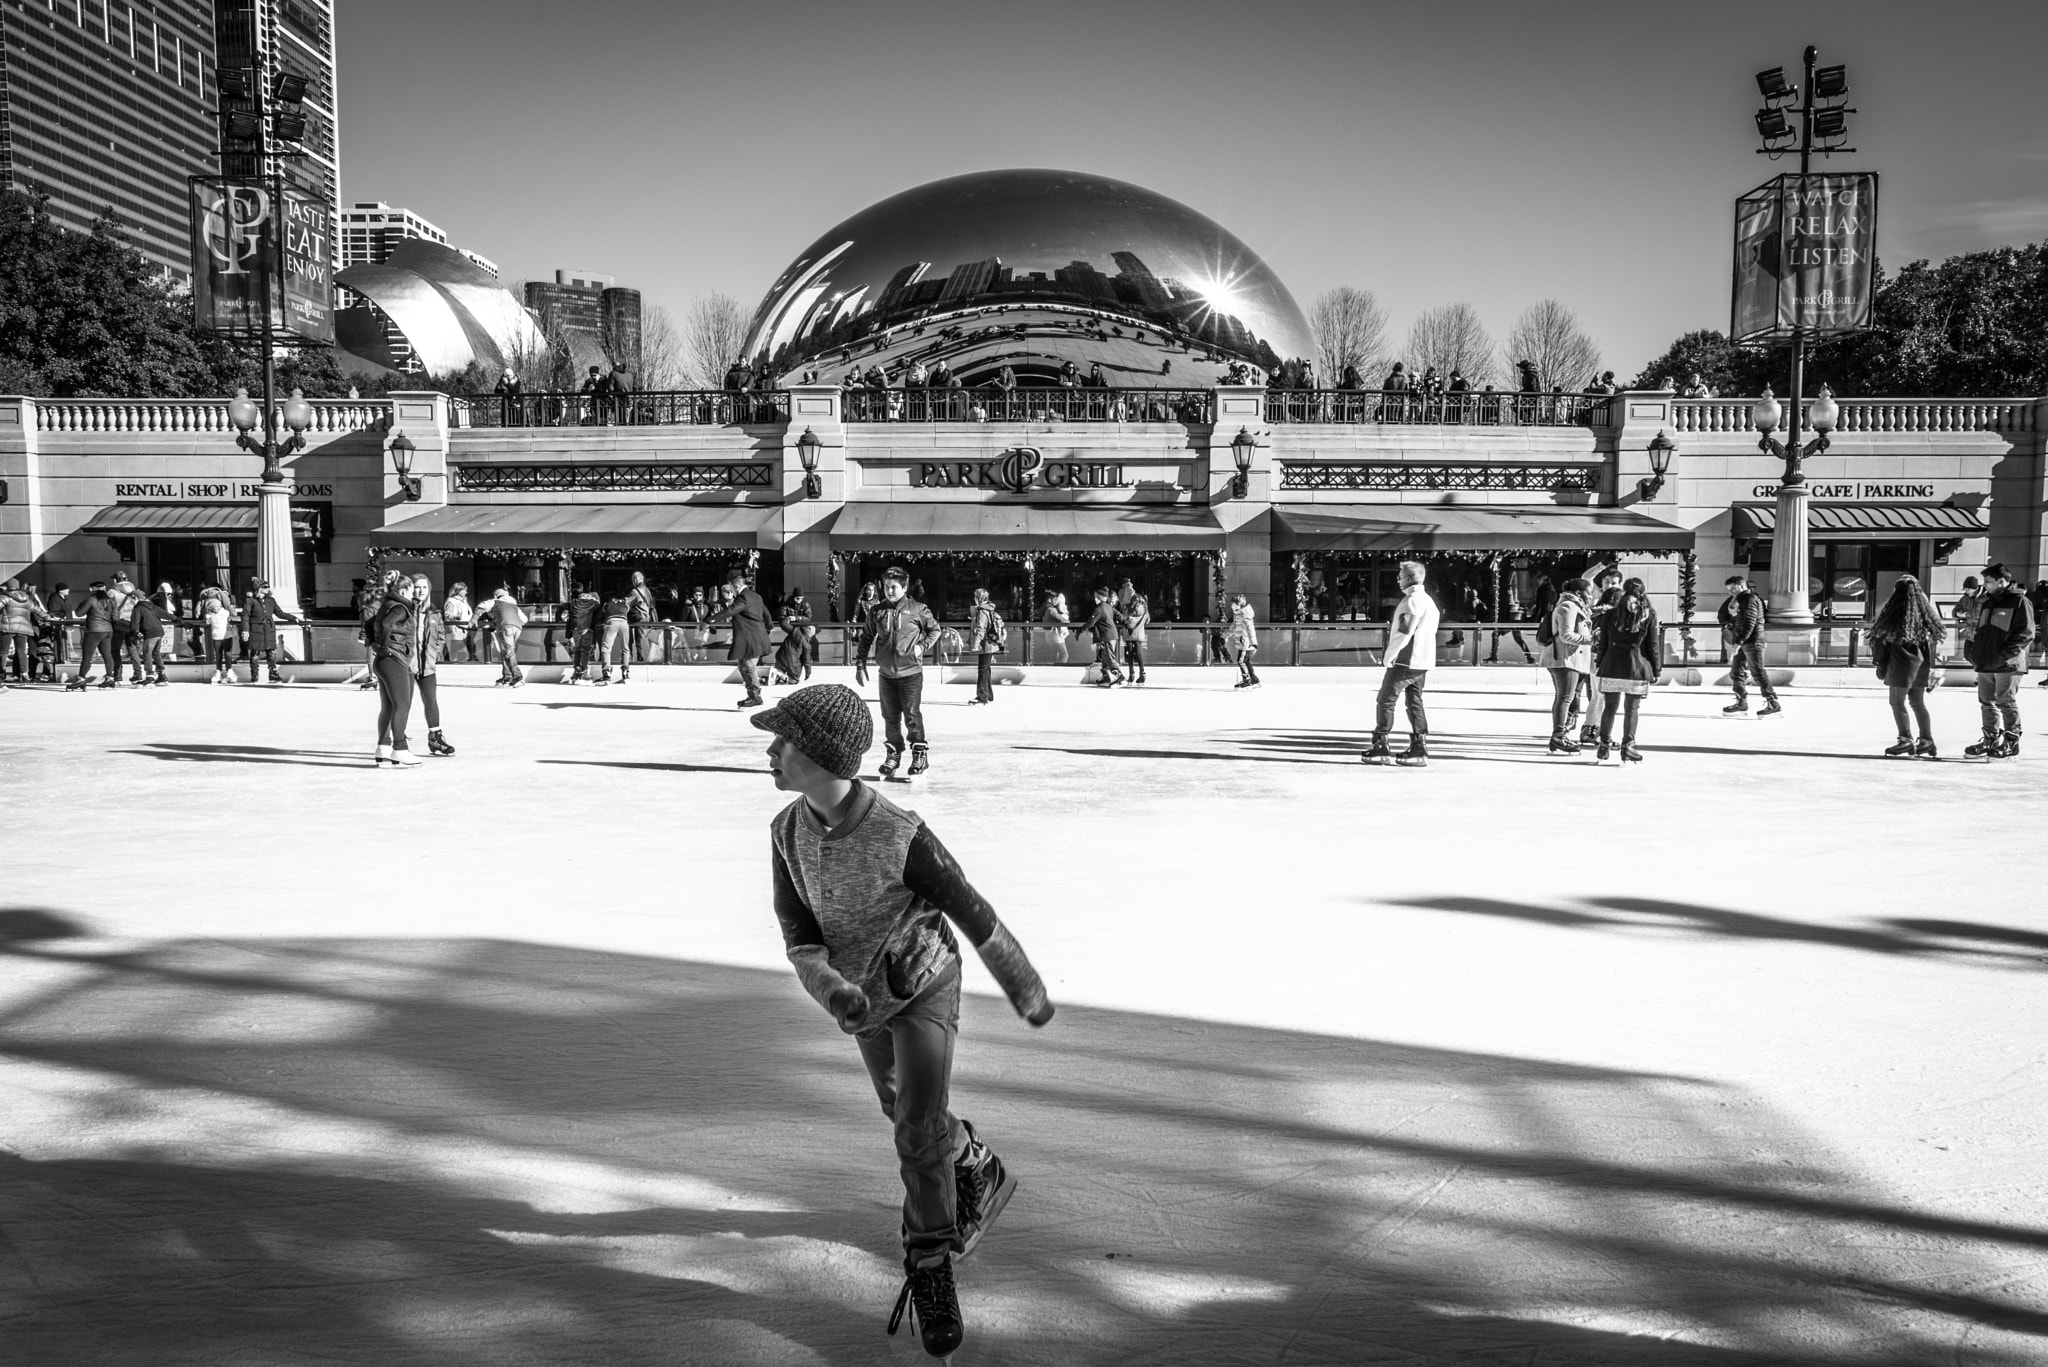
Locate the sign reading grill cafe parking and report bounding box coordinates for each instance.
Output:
[913,447,1130,491]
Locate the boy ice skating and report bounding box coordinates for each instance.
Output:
[855,566,941,776]
[753,685,1054,1358]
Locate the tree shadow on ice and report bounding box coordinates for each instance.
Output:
[113,742,370,767]
[0,923,2042,1366]
[1390,894,2048,970]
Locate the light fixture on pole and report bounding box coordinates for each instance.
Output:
[1230,426,1255,498]
[228,386,310,481]
[1638,430,1675,501]
[795,426,822,499]
[1751,384,1836,479]
[389,432,422,501]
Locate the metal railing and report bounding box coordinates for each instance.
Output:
[1265,389,1612,427]
[841,387,1215,424]
[1671,396,2038,434]
[455,391,792,429]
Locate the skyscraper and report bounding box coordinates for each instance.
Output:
[0,0,220,278]
[213,0,338,214]
[525,271,643,377]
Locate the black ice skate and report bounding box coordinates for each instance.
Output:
[1361,739,1391,765]
[888,1258,963,1359]
[953,1120,1017,1259]
[1395,740,1429,768]
[1964,735,2002,759]
[878,744,903,781]
[907,744,929,778]
[427,731,456,757]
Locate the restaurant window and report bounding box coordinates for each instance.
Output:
[1804,541,1919,620]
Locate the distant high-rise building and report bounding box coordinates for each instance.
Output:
[0,0,220,278]
[213,1,339,216]
[333,201,451,372]
[525,270,643,377]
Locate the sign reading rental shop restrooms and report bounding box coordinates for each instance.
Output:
[114,481,334,501]
[1732,172,1878,344]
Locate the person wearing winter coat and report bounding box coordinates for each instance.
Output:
[62,582,118,689]
[442,582,475,663]
[199,587,238,685]
[368,577,422,765]
[855,566,942,776]
[409,574,456,757]
[483,587,527,686]
[150,582,183,664]
[240,579,302,684]
[1592,578,1661,763]
[130,590,168,686]
[774,589,816,685]
[1,579,41,684]
[1079,587,1125,688]
[1117,590,1151,685]
[1539,578,1596,754]
[563,584,601,682]
[1364,562,1439,764]
[105,574,145,685]
[722,569,776,708]
[1039,591,1071,665]
[1226,593,1261,690]
[1964,562,2034,759]
[1718,574,1780,716]
[966,587,1004,705]
[1865,575,1943,759]
[595,586,636,685]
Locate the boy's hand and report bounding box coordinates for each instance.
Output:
[827,983,870,1030]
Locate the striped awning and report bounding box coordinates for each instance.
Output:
[1273,504,1693,553]
[374,501,775,549]
[82,504,321,538]
[1732,503,1986,538]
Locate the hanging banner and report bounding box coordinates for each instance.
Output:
[1731,172,1879,344]
[189,177,333,344]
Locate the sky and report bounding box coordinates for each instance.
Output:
[335,0,2048,379]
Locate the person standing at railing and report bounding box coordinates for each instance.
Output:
[198,586,237,687]
[61,582,118,691]
[1363,562,1438,766]
[1677,371,1714,399]
[107,574,144,685]
[1379,361,1409,423]
[562,582,600,683]
[128,588,167,687]
[240,578,302,685]
[0,579,40,685]
[1867,576,1943,759]
[775,588,816,685]
[595,586,635,686]
[493,369,521,426]
[1718,575,1781,717]
[1040,590,1071,665]
[483,587,527,687]
[151,582,182,667]
[442,583,474,663]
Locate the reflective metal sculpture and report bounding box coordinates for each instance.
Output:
[335,239,546,376]
[746,169,1315,387]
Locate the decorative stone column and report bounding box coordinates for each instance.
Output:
[256,476,301,616]
[1765,480,1815,627]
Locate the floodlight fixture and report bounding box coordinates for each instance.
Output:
[271,71,309,105]
[1755,66,1794,103]
[1811,107,1849,142]
[272,111,308,143]
[1755,108,1792,142]
[215,66,251,100]
[225,111,262,141]
[1813,64,1849,100]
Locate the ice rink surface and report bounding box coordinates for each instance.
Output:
[2,670,2044,1366]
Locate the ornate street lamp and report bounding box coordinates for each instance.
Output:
[795,425,823,499]
[1749,384,1838,625]
[388,432,422,501]
[1639,429,1675,501]
[1230,426,1255,498]
[227,386,313,624]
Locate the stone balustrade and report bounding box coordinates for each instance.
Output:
[1672,397,2037,435]
[31,398,394,434]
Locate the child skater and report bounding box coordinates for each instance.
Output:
[753,684,1054,1358]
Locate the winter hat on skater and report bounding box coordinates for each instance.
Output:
[750,683,873,779]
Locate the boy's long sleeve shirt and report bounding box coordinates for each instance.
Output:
[771,783,1048,1034]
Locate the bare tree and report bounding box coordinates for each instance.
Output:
[1504,300,1602,393]
[1404,303,1497,386]
[1308,286,1390,385]
[636,302,688,390]
[683,293,750,388]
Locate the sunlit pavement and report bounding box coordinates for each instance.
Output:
[2,672,2044,1365]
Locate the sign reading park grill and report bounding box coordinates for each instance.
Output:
[1731,172,1879,344]
[115,481,334,501]
[913,447,1132,491]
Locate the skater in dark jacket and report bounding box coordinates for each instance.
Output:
[855,566,942,775]
[1080,587,1125,686]
[721,570,775,707]
[241,579,301,684]
[1866,575,1942,759]
[410,574,456,756]
[1592,578,1660,763]
[130,592,168,686]
[753,684,1052,1359]
[65,583,118,689]
[1964,563,2033,759]
[563,584,601,682]
[370,578,423,767]
[1718,575,1780,716]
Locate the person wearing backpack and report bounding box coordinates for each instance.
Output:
[1538,578,1595,754]
[1593,577,1661,763]
[968,587,1005,704]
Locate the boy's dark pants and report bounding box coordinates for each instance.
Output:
[1373,665,1430,743]
[878,671,926,749]
[856,961,967,1270]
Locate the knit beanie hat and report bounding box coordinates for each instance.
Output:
[750,683,873,779]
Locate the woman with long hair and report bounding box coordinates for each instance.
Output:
[410,574,456,757]
[1227,593,1261,688]
[1866,575,1942,758]
[371,575,422,767]
[1593,577,1661,763]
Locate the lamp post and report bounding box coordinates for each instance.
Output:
[388,432,423,501]
[1638,430,1675,501]
[227,385,311,617]
[1750,384,1837,625]
[1230,426,1255,498]
[795,426,823,499]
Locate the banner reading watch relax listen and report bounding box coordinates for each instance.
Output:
[1731,172,1878,344]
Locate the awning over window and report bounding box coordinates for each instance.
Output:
[81,503,321,538]
[1732,502,1987,539]
[1273,504,1693,553]
[374,502,776,550]
[827,503,1226,551]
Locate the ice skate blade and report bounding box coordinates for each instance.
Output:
[958,1171,1017,1261]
